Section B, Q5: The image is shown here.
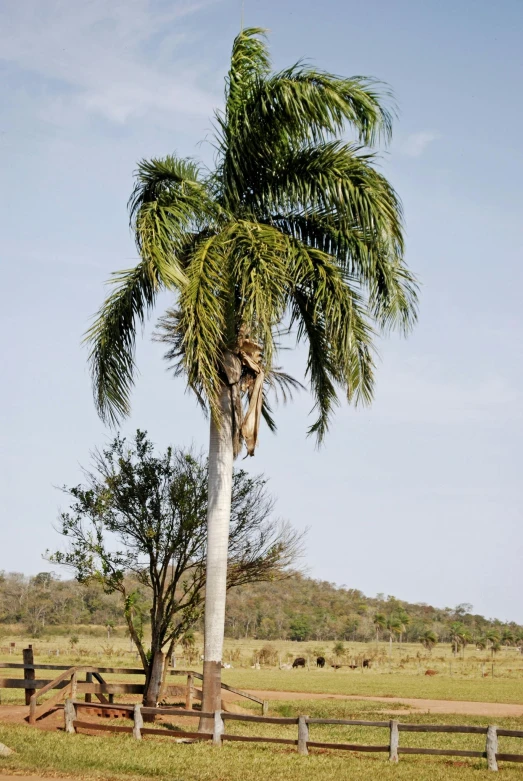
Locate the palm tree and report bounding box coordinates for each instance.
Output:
[460,628,473,660]
[476,637,487,652]
[373,613,386,646]
[501,629,514,649]
[449,622,465,657]
[420,630,438,654]
[486,629,501,660]
[397,609,410,644]
[85,28,417,715]
[386,616,402,657]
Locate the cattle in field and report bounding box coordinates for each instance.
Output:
[316,656,325,668]
[425,669,438,676]
[331,664,342,670]
[292,657,306,668]
[348,664,358,669]
[362,659,371,668]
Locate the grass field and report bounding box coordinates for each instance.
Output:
[1,699,523,781]
[1,629,523,779]
[1,629,522,706]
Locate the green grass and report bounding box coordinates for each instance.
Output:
[1,632,522,707]
[1,699,522,781]
[221,668,523,704]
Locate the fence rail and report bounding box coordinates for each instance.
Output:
[65,699,523,771]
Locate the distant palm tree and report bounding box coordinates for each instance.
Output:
[85,28,417,715]
[460,629,473,660]
[475,637,487,652]
[449,622,465,657]
[501,629,514,648]
[397,610,410,644]
[486,629,501,660]
[420,630,438,654]
[386,616,402,657]
[373,613,386,645]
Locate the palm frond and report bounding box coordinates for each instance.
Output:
[290,244,376,440]
[228,221,292,367]
[174,232,232,420]
[85,261,164,425]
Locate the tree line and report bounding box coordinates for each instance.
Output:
[2,570,521,653]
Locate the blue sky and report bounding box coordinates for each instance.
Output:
[1,0,522,621]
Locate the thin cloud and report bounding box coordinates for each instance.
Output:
[0,0,221,122]
[399,131,440,158]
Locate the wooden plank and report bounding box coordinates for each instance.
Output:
[77,683,145,694]
[0,664,145,675]
[142,707,214,719]
[222,713,298,725]
[32,681,71,721]
[0,679,57,689]
[222,735,297,746]
[73,702,212,719]
[399,724,487,734]
[0,678,145,695]
[496,753,523,763]
[75,701,135,713]
[497,729,523,738]
[23,647,35,706]
[141,729,212,740]
[307,718,389,727]
[73,721,212,740]
[74,721,133,734]
[218,682,263,705]
[398,748,485,758]
[307,742,389,753]
[33,668,77,702]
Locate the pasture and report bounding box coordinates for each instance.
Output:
[1,698,523,781]
[1,628,523,705]
[1,628,523,779]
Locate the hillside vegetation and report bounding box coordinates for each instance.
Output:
[1,571,521,649]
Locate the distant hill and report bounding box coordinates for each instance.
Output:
[0,570,521,647]
[224,573,523,645]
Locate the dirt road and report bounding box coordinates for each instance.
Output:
[237,689,523,718]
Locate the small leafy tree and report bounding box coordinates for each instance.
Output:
[289,616,311,642]
[333,641,345,660]
[49,431,301,706]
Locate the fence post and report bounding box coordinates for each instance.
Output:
[297,715,309,756]
[85,672,92,703]
[64,698,77,734]
[133,703,143,740]
[23,646,35,706]
[486,725,498,771]
[71,671,78,699]
[213,710,224,746]
[185,674,194,711]
[262,700,269,716]
[389,719,399,762]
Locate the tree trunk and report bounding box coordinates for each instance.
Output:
[143,650,165,719]
[200,386,234,731]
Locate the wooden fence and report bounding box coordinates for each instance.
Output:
[64,699,523,772]
[0,648,267,721]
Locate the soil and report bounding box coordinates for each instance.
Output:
[237,689,523,717]
[0,688,521,732]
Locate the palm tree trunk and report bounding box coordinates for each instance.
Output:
[200,385,234,730]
